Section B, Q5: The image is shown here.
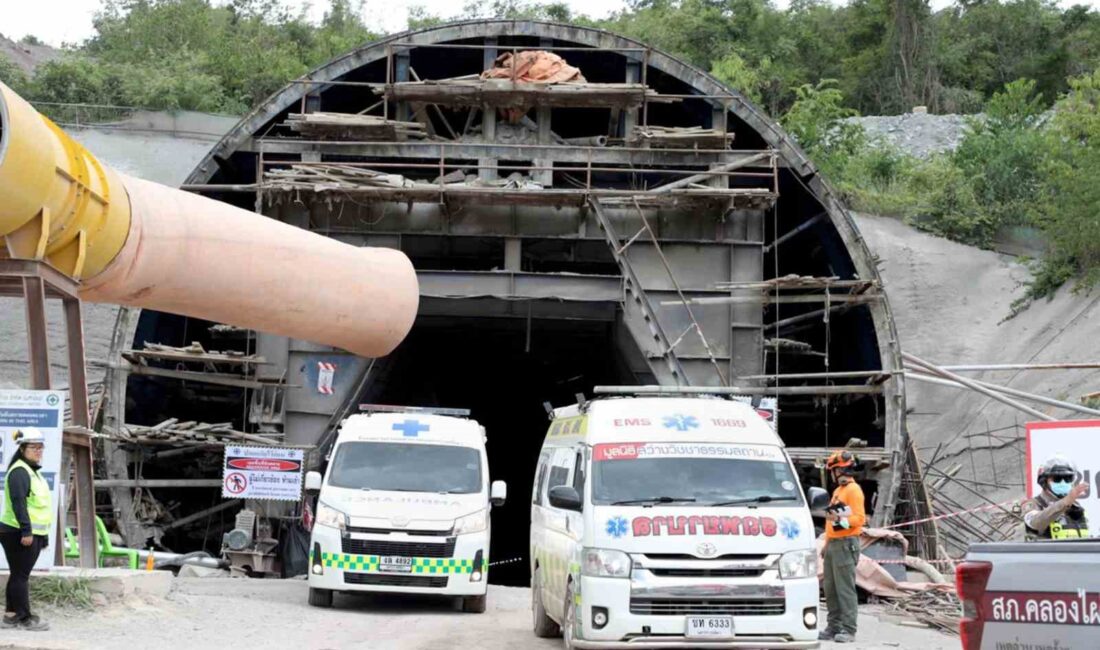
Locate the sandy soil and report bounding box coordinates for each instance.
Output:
[0,578,956,650]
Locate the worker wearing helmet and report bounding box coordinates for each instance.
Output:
[0,428,53,631]
[819,450,866,644]
[1022,454,1089,541]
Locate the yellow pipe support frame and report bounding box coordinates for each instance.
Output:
[0,81,418,358]
[0,81,131,279]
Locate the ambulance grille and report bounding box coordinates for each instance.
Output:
[647,567,764,578]
[344,573,449,588]
[341,538,456,558]
[629,598,786,616]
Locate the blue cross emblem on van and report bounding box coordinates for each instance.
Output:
[662,414,699,432]
[393,419,430,437]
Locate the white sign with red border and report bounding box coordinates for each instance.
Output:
[317,362,336,395]
[222,446,305,501]
[1026,420,1100,537]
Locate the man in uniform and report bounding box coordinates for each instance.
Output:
[819,450,865,644]
[1022,454,1089,540]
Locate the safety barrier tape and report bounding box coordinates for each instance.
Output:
[883,498,1022,530]
[489,557,525,567]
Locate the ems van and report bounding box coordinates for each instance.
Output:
[305,405,506,613]
[530,389,829,648]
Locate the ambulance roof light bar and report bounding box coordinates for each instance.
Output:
[359,404,471,417]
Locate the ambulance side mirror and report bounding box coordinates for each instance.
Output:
[549,486,583,511]
[807,486,830,513]
[490,480,507,507]
[305,471,323,493]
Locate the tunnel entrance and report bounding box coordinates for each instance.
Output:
[366,310,628,586]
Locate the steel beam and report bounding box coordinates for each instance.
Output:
[417,270,623,302]
[248,139,781,168]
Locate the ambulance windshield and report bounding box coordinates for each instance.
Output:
[590,442,803,506]
[329,442,482,494]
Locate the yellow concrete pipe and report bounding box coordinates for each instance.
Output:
[0,82,419,357]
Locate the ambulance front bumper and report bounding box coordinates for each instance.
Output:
[307,523,489,596]
[571,573,820,649]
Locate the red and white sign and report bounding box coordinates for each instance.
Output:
[222,445,305,501]
[317,362,336,395]
[1026,420,1100,537]
[224,472,248,495]
[594,442,782,462]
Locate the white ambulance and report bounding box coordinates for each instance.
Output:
[305,405,506,613]
[530,388,829,648]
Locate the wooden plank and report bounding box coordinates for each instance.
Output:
[95,479,223,489]
[22,277,50,389]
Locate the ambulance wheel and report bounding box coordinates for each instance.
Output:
[462,595,487,613]
[563,581,577,650]
[308,587,333,608]
[532,567,561,638]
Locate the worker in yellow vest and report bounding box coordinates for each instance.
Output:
[1,428,53,631]
[1022,455,1090,541]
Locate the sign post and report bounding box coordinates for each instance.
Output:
[1026,420,1100,537]
[0,390,65,569]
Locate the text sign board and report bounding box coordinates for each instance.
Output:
[0,390,65,569]
[222,446,304,501]
[1026,420,1100,537]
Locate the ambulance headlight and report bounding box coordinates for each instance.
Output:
[316,502,347,531]
[779,549,816,580]
[454,509,489,535]
[582,548,632,578]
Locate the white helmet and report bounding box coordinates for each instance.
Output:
[13,428,46,447]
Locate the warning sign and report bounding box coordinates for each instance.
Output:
[317,362,336,395]
[221,446,304,501]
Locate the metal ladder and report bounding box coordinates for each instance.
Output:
[589,198,690,385]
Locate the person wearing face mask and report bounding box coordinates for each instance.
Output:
[0,428,52,631]
[1022,454,1090,541]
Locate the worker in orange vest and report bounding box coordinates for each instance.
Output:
[819,450,866,644]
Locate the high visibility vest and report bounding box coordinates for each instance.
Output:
[1,460,53,536]
[1025,494,1089,541]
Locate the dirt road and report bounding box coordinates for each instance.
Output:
[2,578,956,650]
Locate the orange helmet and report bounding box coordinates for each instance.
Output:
[826,450,856,471]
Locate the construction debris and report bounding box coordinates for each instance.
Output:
[885,589,961,634]
[115,418,281,446]
[285,112,430,141]
[480,50,586,84]
[627,125,734,150]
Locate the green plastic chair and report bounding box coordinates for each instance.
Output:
[65,516,140,569]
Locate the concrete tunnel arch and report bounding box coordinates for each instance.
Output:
[103,20,914,580]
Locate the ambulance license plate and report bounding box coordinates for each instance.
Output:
[378,556,413,573]
[685,616,734,639]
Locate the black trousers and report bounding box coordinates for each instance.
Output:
[0,527,43,620]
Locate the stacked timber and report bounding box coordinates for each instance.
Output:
[265,164,419,191]
[116,419,281,446]
[380,80,673,110]
[285,112,429,141]
[627,125,734,150]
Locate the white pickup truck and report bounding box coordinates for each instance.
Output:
[956,540,1100,650]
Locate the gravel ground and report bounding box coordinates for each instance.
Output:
[0,578,956,650]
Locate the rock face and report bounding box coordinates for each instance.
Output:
[846,113,974,158]
[0,34,61,75]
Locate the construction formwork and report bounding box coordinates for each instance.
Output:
[96,21,918,577]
